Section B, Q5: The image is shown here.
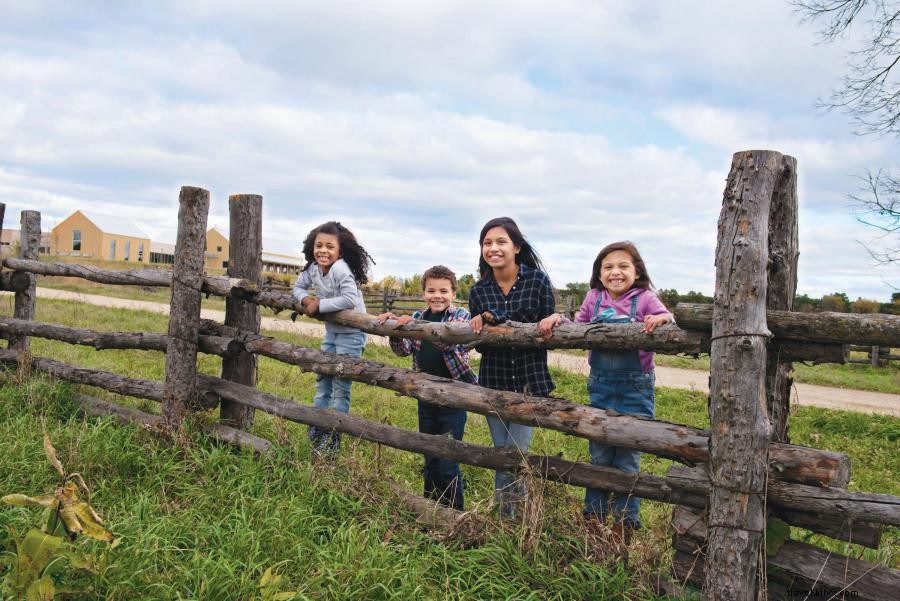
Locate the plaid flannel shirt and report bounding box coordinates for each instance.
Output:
[388,305,478,384]
[468,264,556,396]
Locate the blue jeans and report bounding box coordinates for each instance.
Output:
[583,369,655,527]
[312,330,366,414]
[486,415,533,518]
[418,401,467,510]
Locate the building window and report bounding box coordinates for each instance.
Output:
[73,230,81,251]
[217,245,222,252]
[124,240,131,261]
[138,242,144,262]
[109,240,116,260]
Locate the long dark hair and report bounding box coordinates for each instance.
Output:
[477,216,548,281]
[589,241,653,292]
[302,221,374,285]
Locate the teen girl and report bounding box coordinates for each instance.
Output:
[540,241,672,542]
[292,221,374,455]
[469,217,556,518]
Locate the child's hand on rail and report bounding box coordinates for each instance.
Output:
[538,313,562,339]
[642,313,672,333]
[470,314,484,334]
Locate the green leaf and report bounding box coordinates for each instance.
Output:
[259,566,275,587]
[765,517,791,556]
[26,575,56,601]
[58,549,97,574]
[15,529,65,587]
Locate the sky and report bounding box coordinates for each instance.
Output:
[1,0,897,301]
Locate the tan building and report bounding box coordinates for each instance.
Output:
[205,227,229,271]
[50,211,150,263]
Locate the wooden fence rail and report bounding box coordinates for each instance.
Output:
[4,257,898,350]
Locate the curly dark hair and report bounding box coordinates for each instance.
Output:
[589,241,653,292]
[477,216,549,282]
[422,265,457,291]
[301,221,374,285]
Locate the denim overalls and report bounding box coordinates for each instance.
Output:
[583,292,655,527]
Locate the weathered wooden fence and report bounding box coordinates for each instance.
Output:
[1,150,899,600]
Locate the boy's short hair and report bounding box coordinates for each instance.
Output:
[422,265,457,291]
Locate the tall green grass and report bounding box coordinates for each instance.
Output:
[1,297,897,598]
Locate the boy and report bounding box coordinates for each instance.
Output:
[377,265,476,510]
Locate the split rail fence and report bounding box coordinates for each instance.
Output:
[1,151,899,600]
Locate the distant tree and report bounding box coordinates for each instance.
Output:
[793,0,899,136]
[794,293,821,312]
[456,273,476,300]
[821,292,851,312]
[402,274,423,295]
[793,0,899,265]
[851,297,881,313]
[379,275,402,292]
[563,282,590,306]
[681,290,714,304]
[658,288,680,310]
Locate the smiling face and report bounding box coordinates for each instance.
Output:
[599,249,638,299]
[422,277,454,314]
[481,226,520,273]
[313,233,340,273]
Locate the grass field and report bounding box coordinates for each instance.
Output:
[1,297,897,599]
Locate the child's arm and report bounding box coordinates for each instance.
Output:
[640,292,674,333]
[317,262,361,314]
[291,270,319,315]
[376,311,414,357]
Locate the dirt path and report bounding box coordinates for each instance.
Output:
[21,287,900,417]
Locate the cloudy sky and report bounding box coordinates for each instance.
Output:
[1,0,897,301]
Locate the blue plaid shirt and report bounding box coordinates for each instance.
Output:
[468,264,556,396]
[388,305,478,384]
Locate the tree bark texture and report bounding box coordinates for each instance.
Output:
[668,467,882,548]
[0,316,233,356]
[8,210,40,352]
[162,186,209,430]
[672,505,898,601]
[676,303,900,347]
[705,150,778,601]
[1,349,896,530]
[219,194,262,429]
[74,394,271,454]
[766,155,799,442]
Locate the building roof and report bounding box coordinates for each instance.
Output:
[261,252,305,267]
[79,211,150,239]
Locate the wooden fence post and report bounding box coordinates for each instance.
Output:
[704,150,777,600]
[0,203,5,284]
[870,345,880,367]
[8,211,40,352]
[219,194,262,429]
[162,187,210,431]
[765,154,798,442]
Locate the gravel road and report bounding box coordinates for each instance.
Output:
[19,287,899,417]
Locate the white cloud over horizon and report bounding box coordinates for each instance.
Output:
[0,0,897,302]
